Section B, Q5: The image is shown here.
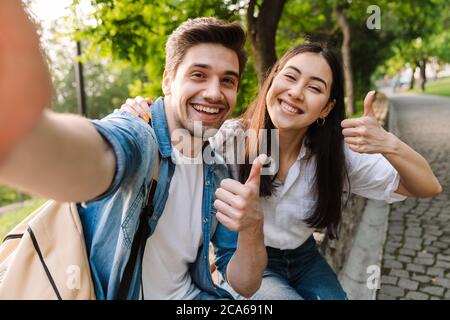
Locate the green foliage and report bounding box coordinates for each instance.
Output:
[429,30,450,64]
[52,59,145,119]
[42,10,147,119]
[67,0,449,118]
[376,0,450,78]
[0,186,31,207]
[276,0,329,54]
[233,55,258,117]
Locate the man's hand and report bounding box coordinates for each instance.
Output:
[218,154,268,298]
[0,1,52,162]
[341,91,397,155]
[119,96,153,122]
[214,154,267,232]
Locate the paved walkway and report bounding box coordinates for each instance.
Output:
[0,200,31,218]
[377,95,450,300]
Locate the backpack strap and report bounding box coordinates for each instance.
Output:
[117,112,160,300]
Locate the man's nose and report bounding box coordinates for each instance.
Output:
[202,78,223,103]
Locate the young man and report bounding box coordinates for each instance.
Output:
[0,1,267,300]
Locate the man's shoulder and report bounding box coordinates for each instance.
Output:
[89,111,159,196]
[94,110,155,136]
[92,111,158,153]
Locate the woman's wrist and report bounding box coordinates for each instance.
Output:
[382,132,402,156]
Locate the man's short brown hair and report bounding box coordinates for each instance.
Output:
[165,17,247,80]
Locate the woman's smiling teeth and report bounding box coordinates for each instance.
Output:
[192,104,221,114]
[279,100,302,114]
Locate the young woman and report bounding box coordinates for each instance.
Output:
[121,43,442,300]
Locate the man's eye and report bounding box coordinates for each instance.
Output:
[223,78,236,85]
[191,72,204,78]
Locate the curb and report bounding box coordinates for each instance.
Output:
[338,98,397,300]
[339,199,390,299]
[0,200,33,218]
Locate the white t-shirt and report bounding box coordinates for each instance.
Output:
[141,147,203,299]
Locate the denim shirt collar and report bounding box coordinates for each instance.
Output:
[150,97,172,158]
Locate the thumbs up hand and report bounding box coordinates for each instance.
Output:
[214,154,267,232]
[341,91,394,154]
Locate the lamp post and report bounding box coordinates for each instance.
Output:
[74,3,86,116]
[75,38,87,116]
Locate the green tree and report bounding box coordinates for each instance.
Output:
[73,0,336,115]
[44,10,146,119]
[71,0,449,117]
[379,0,450,91]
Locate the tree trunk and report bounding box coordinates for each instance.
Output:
[335,6,355,116]
[419,59,427,92]
[247,0,287,85]
[409,62,417,90]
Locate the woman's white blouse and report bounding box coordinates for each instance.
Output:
[211,120,407,250]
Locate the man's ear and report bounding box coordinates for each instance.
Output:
[320,99,336,118]
[162,69,172,96]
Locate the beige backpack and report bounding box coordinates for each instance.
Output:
[0,201,95,299]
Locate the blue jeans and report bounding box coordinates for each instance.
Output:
[221,236,348,300]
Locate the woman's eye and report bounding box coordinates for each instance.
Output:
[310,86,321,93]
[284,74,296,81]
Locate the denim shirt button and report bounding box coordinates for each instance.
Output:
[203,218,207,224]
[205,180,210,186]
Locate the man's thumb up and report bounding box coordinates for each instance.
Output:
[214,154,267,232]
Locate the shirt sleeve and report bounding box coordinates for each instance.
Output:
[209,119,243,181]
[211,222,238,280]
[89,111,157,200]
[345,144,407,203]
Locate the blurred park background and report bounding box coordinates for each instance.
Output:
[1,0,450,299]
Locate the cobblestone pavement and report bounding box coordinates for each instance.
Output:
[377,95,450,300]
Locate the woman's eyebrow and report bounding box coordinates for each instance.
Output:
[286,65,328,89]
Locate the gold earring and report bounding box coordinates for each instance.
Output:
[317,117,325,126]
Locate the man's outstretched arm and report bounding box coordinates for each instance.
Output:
[0,110,116,202]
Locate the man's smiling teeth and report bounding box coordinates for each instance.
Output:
[192,104,220,114]
[280,100,300,114]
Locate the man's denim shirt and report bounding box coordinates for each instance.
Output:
[77,98,238,299]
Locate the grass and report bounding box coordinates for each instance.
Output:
[0,198,46,241]
[0,185,31,207]
[408,76,450,97]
